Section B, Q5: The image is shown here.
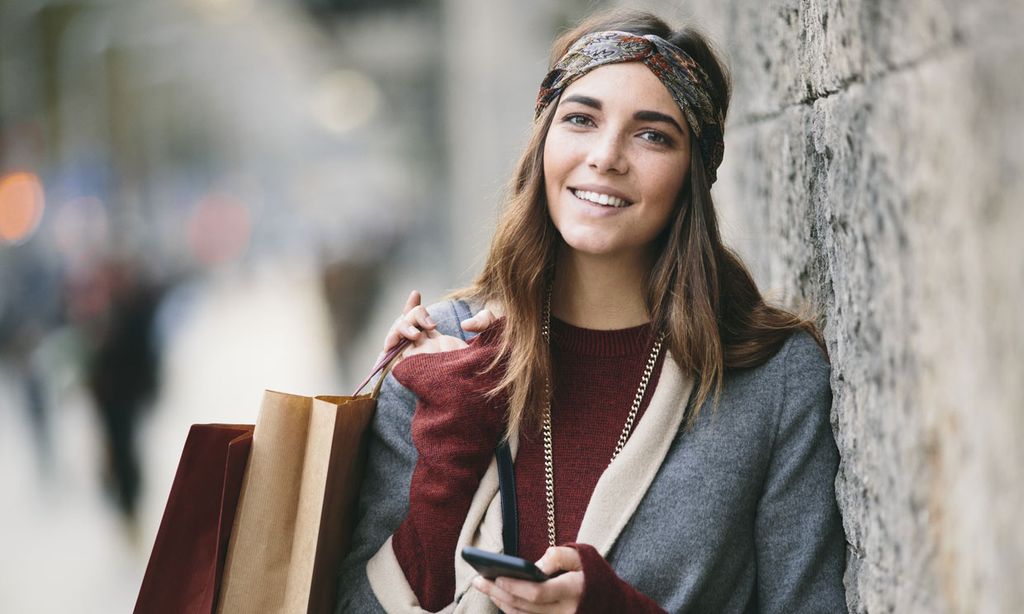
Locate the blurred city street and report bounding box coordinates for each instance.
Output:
[0,260,346,612]
[0,0,571,609]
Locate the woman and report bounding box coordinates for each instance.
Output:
[337,10,847,613]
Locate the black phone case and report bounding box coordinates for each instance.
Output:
[461,546,550,582]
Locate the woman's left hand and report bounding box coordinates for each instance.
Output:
[471,547,584,614]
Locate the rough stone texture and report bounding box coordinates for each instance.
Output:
[624,0,1024,612]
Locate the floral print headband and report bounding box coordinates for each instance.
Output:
[536,30,726,185]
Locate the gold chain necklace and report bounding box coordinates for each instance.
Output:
[540,288,664,547]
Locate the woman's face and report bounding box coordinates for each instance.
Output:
[543,62,691,261]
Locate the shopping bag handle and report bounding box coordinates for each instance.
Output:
[353,338,411,397]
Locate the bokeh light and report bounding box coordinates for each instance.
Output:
[309,69,381,135]
[187,193,252,265]
[0,171,46,245]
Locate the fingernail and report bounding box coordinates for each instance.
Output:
[425,316,436,326]
[406,325,419,335]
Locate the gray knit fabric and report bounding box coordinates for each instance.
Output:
[335,300,848,613]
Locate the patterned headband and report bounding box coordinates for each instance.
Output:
[536,30,725,185]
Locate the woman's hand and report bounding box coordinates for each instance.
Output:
[471,547,585,614]
[382,291,502,361]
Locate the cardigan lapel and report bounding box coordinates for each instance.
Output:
[365,433,519,614]
[576,355,693,557]
[364,359,692,611]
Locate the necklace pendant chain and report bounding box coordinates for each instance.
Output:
[540,287,664,547]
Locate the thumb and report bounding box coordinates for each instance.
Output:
[460,308,495,333]
[536,546,582,575]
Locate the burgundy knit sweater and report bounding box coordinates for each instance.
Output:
[391,318,668,613]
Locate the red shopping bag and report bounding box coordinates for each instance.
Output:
[135,340,406,614]
[134,424,253,614]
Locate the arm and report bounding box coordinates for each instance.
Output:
[335,298,487,613]
[570,544,667,613]
[389,324,508,611]
[755,334,848,613]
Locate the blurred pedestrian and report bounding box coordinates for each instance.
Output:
[75,260,164,530]
[0,246,62,478]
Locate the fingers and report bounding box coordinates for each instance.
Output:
[403,329,468,358]
[471,577,546,613]
[472,572,583,613]
[407,305,437,331]
[460,308,496,333]
[535,546,583,575]
[382,325,409,356]
[383,291,436,352]
[401,290,420,315]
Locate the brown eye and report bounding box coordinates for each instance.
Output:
[564,114,595,127]
[639,130,671,146]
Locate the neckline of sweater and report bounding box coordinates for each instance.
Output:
[549,316,655,357]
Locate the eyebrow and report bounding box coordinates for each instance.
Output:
[562,94,686,136]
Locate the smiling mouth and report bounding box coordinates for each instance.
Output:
[570,188,633,208]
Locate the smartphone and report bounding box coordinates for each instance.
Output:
[461,546,550,582]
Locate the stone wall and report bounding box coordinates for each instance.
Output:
[624,0,1024,612]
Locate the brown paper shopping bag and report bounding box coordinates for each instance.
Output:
[216,343,405,614]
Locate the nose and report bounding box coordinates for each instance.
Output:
[586,131,628,175]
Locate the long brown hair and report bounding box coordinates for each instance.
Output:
[456,9,825,437]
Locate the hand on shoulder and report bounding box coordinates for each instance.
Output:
[386,293,508,413]
[460,299,504,335]
[381,291,504,362]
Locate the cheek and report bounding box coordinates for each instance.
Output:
[653,155,689,198]
[542,132,571,189]
[639,160,689,234]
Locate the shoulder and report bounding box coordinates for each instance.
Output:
[716,331,832,435]
[373,298,483,418]
[740,329,829,384]
[423,297,483,341]
[775,330,830,378]
[765,331,834,444]
[776,330,831,400]
[725,330,829,392]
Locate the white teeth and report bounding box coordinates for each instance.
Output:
[572,189,630,207]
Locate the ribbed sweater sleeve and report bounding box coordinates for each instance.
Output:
[388,324,507,612]
[569,543,667,613]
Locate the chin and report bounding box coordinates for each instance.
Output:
[559,232,627,258]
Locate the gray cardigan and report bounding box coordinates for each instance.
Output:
[336,300,848,613]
